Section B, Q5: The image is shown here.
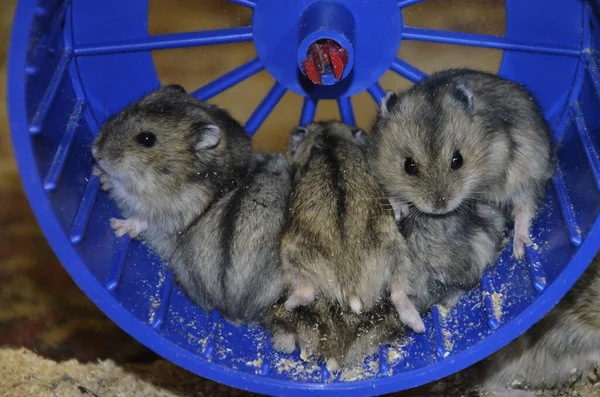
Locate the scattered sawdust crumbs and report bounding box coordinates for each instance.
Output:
[339,357,379,382]
[491,291,504,321]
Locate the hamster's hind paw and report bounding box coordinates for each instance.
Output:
[391,288,425,333]
[272,332,296,354]
[284,285,315,311]
[110,218,147,239]
[349,297,363,314]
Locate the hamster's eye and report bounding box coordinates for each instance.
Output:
[136,131,156,148]
[451,151,463,170]
[404,157,418,176]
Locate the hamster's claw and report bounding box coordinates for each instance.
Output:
[391,288,425,333]
[110,218,147,239]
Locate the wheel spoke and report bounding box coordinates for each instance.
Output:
[75,26,253,56]
[192,58,264,101]
[337,97,356,126]
[245,82,287,136]
[227,0,256,9]
[299,97,318,126]
[398,0,425,9]
[402,27,580,56]
[390,58,427,83]
[367,83,386,105]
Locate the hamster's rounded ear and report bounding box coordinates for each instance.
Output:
[162,84,187,94]
[290,126,308,153]
[452,84,474,113]
[380,90,400,117]
[192,123,221,151]
[352,127,368,145]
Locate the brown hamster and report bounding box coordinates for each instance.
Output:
[370,69,553,259]
[265,298,403,372]
[92,84,251,258]
[92,85,291,323]
[479,253,600,396]
[280,121,424,333]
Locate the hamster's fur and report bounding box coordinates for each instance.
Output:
[170,151,291,323]
[265,298,403,371]
[280,121,424,333]
[370,68,553,259]
[479,253,600,397]
[93,85,290,323]
[398,202,506,311]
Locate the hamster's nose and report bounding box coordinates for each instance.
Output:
[432,193,447,210]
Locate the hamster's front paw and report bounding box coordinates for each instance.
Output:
[349,296,363,314]
[391,287,425,333]
[388,197,410,222]
[284,284,315,311]
[325,358,340,373]
[110,218,147,239]
[512,206,534,259]
[93,165,111,191]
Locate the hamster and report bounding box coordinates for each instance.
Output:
[370,68,553,259]
[398,202,506,311]
[265,298,403,372]
[169,151,291,323]
[92,85,291,323]
[92,84,252,259]
[479,253,600,397]
[280,121,424,333]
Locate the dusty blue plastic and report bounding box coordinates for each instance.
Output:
[7,0,600,396]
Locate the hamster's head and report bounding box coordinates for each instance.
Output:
[92,84,251,199]
[371,78,510,215]
[286,120,367,167]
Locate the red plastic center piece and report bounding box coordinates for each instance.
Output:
[301,39,349,85]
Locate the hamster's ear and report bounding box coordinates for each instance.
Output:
[352,127,368,145]
[290,126,308,153]
[452,84,474,113]
[162,84,187,94]
[380,91,400,117]
[192,123,221,151]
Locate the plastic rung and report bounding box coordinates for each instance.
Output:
[525,242,547,293]
[228,0,256,9]
[43,100,86,192]
[245,82,287,135]
[553,172,583,246]
[105,235,130,292]
[204,309,221,359]
[29,49,72,134]
[29,1,70,67]
[430,306,446,358]
[583,52,600,103]
[398,0,425,8]
[367,83,386,105]
[69,174,100,245]
[299,97,318,126]
[320,362,331,382]
[260,331,272,375]
[337,96,356,126]
[480,272,500,330]
[570,102,600,191]
[390,58,427,83]
[151,271,173,330]
[193,57,264,101]
[378,344,389,375]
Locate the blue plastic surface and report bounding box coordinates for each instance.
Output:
[7,0,600,396]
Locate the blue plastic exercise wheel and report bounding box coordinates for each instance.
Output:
[8,0,600,395]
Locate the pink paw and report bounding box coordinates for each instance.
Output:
[284,285,315,311]
[512,232,533,259]
[391,288,425,333]
[110,218,147,239]
[272,332,296,354]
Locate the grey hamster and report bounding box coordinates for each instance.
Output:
[265,298,403,372]
[93,85,291,323]
[280,121,424,333]
[370,68,553,259]
[92,84,252,259]
[169,151,291,323]
[398,202,506,311]
[479,253,600,397]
